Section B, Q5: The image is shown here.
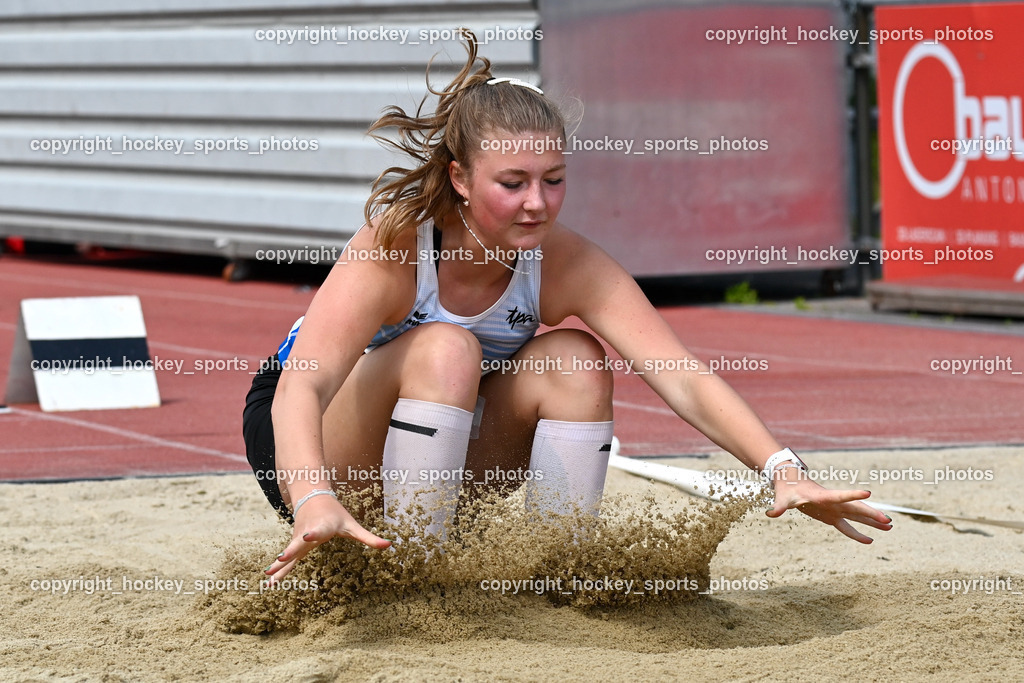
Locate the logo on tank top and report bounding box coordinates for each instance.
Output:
[406,311,428,327]
[505,305,536,330]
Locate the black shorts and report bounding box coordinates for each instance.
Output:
[242,355,293,523]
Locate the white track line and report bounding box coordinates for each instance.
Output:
[147,340,264,362]
[611,400,1017,448]
[9,406,248,464]
[686,344,1024,386]
[612,399,674,417]
[4,316,264,363]
[0,443,141,455]
[0,271,308,312]
[613,399,1021,426]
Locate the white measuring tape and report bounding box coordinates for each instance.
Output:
[607,439,1024,530]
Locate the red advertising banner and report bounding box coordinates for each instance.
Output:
[876,2,1024,283]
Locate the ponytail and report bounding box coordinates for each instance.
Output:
[363,30,566,250]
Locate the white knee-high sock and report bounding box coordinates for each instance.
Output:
[382,398,473,540]
[524,419,615,519]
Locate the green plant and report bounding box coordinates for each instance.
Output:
[724,281,758,305]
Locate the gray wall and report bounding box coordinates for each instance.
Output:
[539,0,853,277]
[0,0,540,259]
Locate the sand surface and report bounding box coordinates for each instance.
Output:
[2,446,1022,682]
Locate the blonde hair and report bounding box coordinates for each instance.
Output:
[364,30,566,250]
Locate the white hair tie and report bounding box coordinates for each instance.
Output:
[486,77,544,95]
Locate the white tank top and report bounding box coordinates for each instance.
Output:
[277,219,542,364]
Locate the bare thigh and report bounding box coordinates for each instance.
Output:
[318,322,482,494]
[468,328,614,491]
[286,324,613,505]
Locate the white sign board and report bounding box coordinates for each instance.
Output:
[5,296,161,412]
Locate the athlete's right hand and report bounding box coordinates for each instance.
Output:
[263,494,392,582]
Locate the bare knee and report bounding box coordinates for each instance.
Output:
[399,322,482,410]
[536,329,614,421]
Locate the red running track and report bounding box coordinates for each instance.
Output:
[1,255,1023,481]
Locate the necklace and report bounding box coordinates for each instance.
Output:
[457,205,528,275]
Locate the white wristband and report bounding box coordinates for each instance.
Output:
[761,448,806,483]
[292,488,336,516]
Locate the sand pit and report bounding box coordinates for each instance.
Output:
[2,446,1022,681]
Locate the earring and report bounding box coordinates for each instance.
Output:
[463,198,470,206]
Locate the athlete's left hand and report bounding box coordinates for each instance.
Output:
[766,473,893,543]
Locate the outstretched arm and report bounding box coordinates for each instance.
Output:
[264,225,413,580]
[541,229,892,542]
